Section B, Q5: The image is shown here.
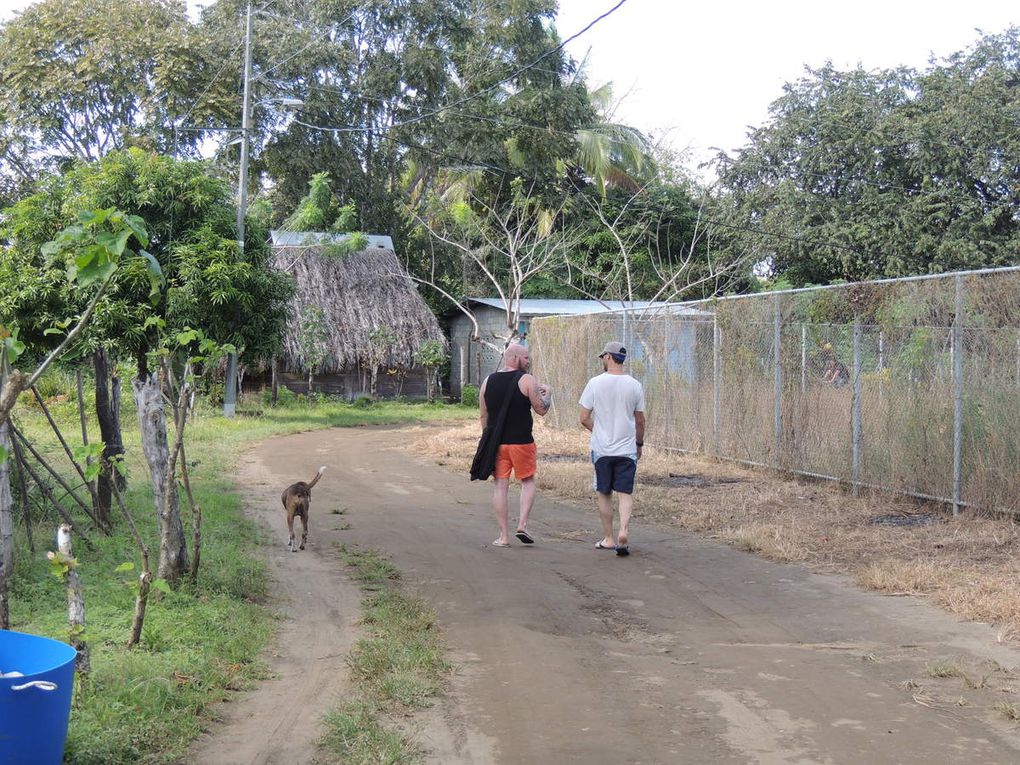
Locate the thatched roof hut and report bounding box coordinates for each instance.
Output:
[272,243,444,374]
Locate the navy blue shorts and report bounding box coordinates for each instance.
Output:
[593,455,637,495]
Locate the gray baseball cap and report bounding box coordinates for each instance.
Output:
[597,341,626,359]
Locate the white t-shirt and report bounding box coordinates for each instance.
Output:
[578,373,646,457]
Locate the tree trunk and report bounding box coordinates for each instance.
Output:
[132,373,188,585]
[271,356,279,406]
[0,421,13,629]
[111,372,126,489]
[94,349,125,526]
[129,570,151,648]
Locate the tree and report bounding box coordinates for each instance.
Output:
[712,27,1020,284]
[200,0,471,234]
[1,149,292,584]
[556,184,753,303]
[297,305,329,393]
[366,325,396,398]
[1,208,155,628]
[415,340,447,403]
[0,0,231,171]
[573,83,656,197]
[0,148,292,375]
[411,180,577,352]
[282,172,359,233]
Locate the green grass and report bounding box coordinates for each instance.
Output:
[7,390,471,764]
[320,546,451,763]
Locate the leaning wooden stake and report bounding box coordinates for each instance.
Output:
[31,386,104,530]
[49,525,89,676]
[9,436,34,553]
[15,452,93,550]
[111,480,152,648]
[10,424,101,528]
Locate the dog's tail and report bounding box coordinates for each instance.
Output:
[306,465,327,489]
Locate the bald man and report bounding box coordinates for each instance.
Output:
[478,343,552,547]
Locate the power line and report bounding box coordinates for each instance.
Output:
[274,0,630,135]
[175,36,246,138]
[274,78,1015,218]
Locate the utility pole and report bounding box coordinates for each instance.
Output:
[224,1,254,418]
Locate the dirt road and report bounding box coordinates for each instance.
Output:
[195,424,1020,764]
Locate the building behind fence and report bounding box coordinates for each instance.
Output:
[531,267,1020,515]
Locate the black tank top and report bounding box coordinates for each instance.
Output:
[484,371,534,444]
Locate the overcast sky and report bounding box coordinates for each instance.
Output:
[1,0,1016,178]
[555,0,1017,176]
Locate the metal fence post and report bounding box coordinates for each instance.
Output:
[713,315,721,453]
[851,317,863,495]
[773,297,783,465]
[800,323,807,394]
[952,276,964,516]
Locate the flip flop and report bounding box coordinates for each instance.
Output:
[615,545,630,557]
[491,540,511,548]
[515,531,535,544]
[595,541,614,550]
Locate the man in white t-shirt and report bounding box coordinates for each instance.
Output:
[578,340,646,557]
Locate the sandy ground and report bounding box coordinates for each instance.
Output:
[190,423,1020,764]
[185,452,363,765]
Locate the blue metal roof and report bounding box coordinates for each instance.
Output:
[270,231,395,250]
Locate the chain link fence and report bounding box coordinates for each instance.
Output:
[531,267,1020,515]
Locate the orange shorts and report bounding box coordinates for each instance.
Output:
[494,443,537,480]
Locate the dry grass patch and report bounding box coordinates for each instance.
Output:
[404,420,1020,637]
[995,702,1020,722]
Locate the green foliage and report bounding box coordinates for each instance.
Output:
[0,0,231,166]
[0,148,292,369]
[282,172,356,233]
[367,325,396,368]
[460,384,479,407]
[714,27,1020,284]
[415,339,447,369]
[297,305,330,377]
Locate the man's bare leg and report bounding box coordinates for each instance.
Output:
[597,491,615,547]
[617,492,634,548]
[516,476,536,534]
[492,477,511,545]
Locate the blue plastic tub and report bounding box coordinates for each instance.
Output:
[0,630,77,765]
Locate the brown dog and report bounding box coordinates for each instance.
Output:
[281,466,326,551]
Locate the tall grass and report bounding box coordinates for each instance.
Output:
[8,387,471,764]
[320,546,450,764]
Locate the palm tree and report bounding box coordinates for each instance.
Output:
[573,83,656,196]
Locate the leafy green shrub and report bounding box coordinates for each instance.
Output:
[352,395,374,409]
[33,366,78,400]
[461,384,479,407]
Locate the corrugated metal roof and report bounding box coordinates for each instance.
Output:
[270,231,395,250]
[467,297,713,317]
